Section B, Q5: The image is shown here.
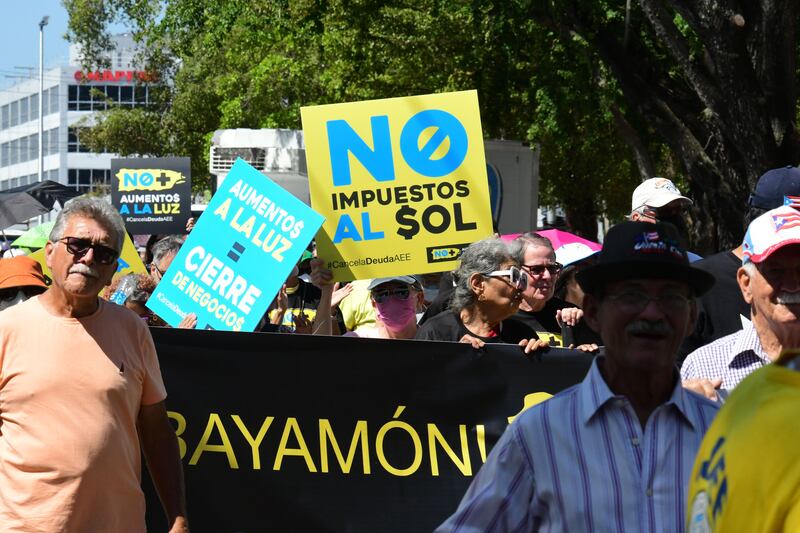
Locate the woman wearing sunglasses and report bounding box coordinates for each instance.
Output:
[512,232,601,350]
[415,238,549,354]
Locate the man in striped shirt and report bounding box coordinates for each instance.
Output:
[438,221,720,532]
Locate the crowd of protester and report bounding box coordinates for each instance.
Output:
[1,166,800,531]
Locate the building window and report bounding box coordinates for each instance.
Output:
[78,86,92,111]
[1,142,8,167]
[48,87,59,115]
[9,139,18,165]
[9,100,18,127]
[28,134,38,161]
[1,104,8,129]
[19,97,28,124]
[120,86,133,107]
[30,93,38,121]
[68,168,110,193]
[68,85,77,111]
[67,127,92,153]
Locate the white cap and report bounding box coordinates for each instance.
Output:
[631,177,692,211]
[555,242,600,267]
[742,205,800,264]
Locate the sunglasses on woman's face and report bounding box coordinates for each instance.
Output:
[482,266,528,291]
[522,262,563,277]
[58,237,119,265]
[371,287,411,304]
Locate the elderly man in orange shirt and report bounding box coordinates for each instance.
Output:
[0,197,187,532]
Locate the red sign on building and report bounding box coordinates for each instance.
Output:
[73,70,155,83]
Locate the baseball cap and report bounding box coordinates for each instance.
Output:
[741,205,800,264]
[748,166,800,210]
[555,242,600,268]
[0,256,48,290]
[367,276,420,291]
[576,221,714,296]
[631,177,692,211]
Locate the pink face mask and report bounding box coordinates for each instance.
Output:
[376,296,417,331]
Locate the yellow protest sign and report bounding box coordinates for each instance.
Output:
[28,233,146,288]
[302,90,493,280]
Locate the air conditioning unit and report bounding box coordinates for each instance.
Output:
[209,128,310,204]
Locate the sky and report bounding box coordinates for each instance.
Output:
[0,0,72,90]
[0,0,132,90]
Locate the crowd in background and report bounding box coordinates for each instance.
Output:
[2,166,800,531]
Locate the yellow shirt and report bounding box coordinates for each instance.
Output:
[338,279,376,331]
[687,363,800,532]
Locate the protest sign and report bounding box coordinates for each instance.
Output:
[147,158,324,331]
[144,330,593,532]
[302,90,493,281]
[29,232,146,285]
[111,157,192,234]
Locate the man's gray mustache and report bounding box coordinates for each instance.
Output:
[69,264,99,277]
[626,320,672,336]
[776,292,800,304]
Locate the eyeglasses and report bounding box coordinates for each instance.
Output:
[372,287,412,303]
[58,237,119,265]
[635,206,684,222]
[605,290,691,313]
[482,266,528,291]
[151,263,166,279]
[523,262,563,277]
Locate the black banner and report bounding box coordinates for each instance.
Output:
[111,157,192,234]
[145,329,594,532]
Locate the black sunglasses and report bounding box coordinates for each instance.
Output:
[0,286,45,301]
[523,262,563,276]
[371,287,411,303]
[58,237,119,265]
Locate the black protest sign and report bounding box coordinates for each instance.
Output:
[144,329,593,532]
[111,157,192,234]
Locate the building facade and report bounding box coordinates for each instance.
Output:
[0,34,152,195]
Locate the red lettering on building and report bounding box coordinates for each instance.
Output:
[73,70,156,83]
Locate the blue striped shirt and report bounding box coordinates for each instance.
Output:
[437,358,719,533]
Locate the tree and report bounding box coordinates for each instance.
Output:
[64,0,800,251]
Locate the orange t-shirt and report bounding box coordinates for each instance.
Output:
[0,296,167,532]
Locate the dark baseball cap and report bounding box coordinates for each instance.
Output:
[576,221,714,296]
[748,166,800,209]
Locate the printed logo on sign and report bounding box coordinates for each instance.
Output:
[116,169,187,192]
[426,243,470,263]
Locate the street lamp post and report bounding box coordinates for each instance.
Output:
[38,15,49,183]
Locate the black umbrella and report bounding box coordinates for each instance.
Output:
[0,180,83,230]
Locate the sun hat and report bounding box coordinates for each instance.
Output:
[0,256,48,290]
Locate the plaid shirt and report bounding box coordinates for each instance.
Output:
[680,321,770,390]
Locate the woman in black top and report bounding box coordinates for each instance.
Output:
[415,237,548,353]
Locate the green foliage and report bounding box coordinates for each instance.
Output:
[63,0,717,235]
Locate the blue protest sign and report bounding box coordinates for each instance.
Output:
[147,159,324,331]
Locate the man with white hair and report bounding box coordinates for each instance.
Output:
[0,197,187,532]
[682,204,800,399]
